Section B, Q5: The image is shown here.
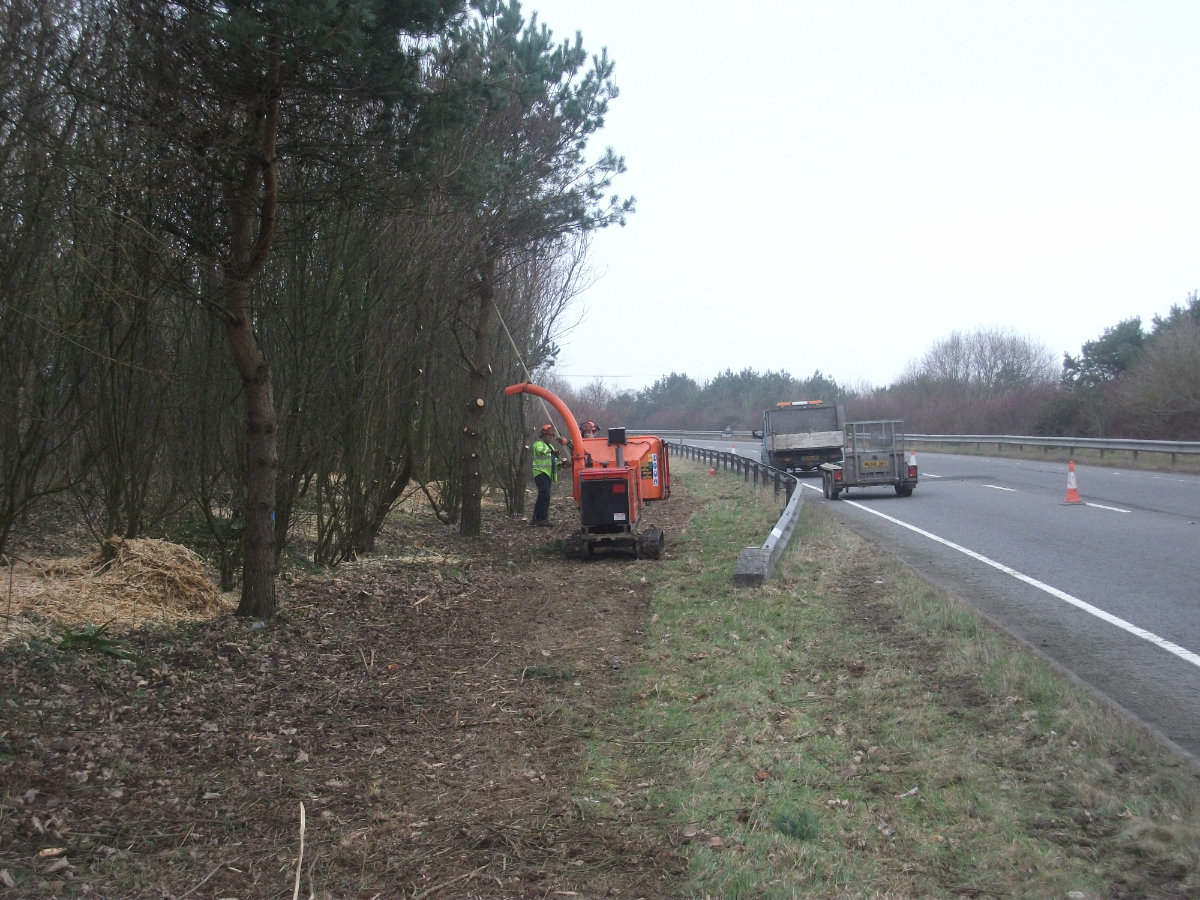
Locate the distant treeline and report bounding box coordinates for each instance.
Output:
[551,295,1200,441]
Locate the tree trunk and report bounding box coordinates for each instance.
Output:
[349,459,413,558]
[459,255,494,537]
[226,43,281,618]
[514,398,530,517]
[231,318,278,619]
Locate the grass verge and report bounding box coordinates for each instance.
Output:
[579,461,1200,899]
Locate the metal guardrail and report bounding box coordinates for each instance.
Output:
[668,442,801,587]
[652,430,745,440]
[650,430,1200,463]
[668,442,796,501]
[906,434,1200,462]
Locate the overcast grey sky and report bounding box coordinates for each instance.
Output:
[525,1,1200,393]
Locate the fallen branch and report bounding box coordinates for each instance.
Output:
[411,865,486,900]
[291,802,306,900]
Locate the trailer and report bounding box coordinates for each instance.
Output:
[820,420,917,500]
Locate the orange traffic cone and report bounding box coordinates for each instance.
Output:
[908,448,917,476]
[1063,460,1083,505]
[709,467,716,477]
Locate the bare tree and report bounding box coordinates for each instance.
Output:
[889,328,1057,432]
[423,2,634,537]
[0,0,94,560]
[487,238,589,517]
[108,0,464,617]
[905,328,1056,397]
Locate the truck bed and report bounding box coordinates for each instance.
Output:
[767,431,843,451]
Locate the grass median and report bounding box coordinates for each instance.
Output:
[578,461,1200,899]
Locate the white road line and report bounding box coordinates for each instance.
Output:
[1086,502,1131,513]
[833,496,1200,671]
[984,484,1016,492]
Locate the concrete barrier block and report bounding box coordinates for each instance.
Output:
[734,547,771,587]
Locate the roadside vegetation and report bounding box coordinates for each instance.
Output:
[5,1,1198,893]
[583,463,1200,899]
[3,0,1198,630]
[3,462,1199,897]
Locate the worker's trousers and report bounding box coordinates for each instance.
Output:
[533,472,552,523]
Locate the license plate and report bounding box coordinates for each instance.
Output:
[861,460,888,469]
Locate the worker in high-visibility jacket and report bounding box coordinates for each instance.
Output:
[531,423,565,527]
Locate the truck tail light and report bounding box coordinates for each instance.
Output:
[833,470,842,483]
[907,465,917,478]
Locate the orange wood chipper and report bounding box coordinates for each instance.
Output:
[505,382,671,559]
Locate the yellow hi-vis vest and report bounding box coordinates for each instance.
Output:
[532,438,557,482]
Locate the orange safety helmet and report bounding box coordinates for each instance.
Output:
[540,424,554,436]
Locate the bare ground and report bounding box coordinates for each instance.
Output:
[0,487,700,900]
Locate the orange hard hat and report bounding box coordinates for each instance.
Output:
[540,424,554,435]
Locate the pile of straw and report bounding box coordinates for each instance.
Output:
[2,538,230,646]
[83,537,225,615]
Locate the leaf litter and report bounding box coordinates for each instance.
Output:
[0,490,697,898]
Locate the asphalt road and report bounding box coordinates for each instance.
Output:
[711,442,1200,766]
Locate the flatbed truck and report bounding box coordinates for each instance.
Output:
[759,400,846,472]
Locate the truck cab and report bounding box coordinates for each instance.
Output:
[759,400,846,472]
